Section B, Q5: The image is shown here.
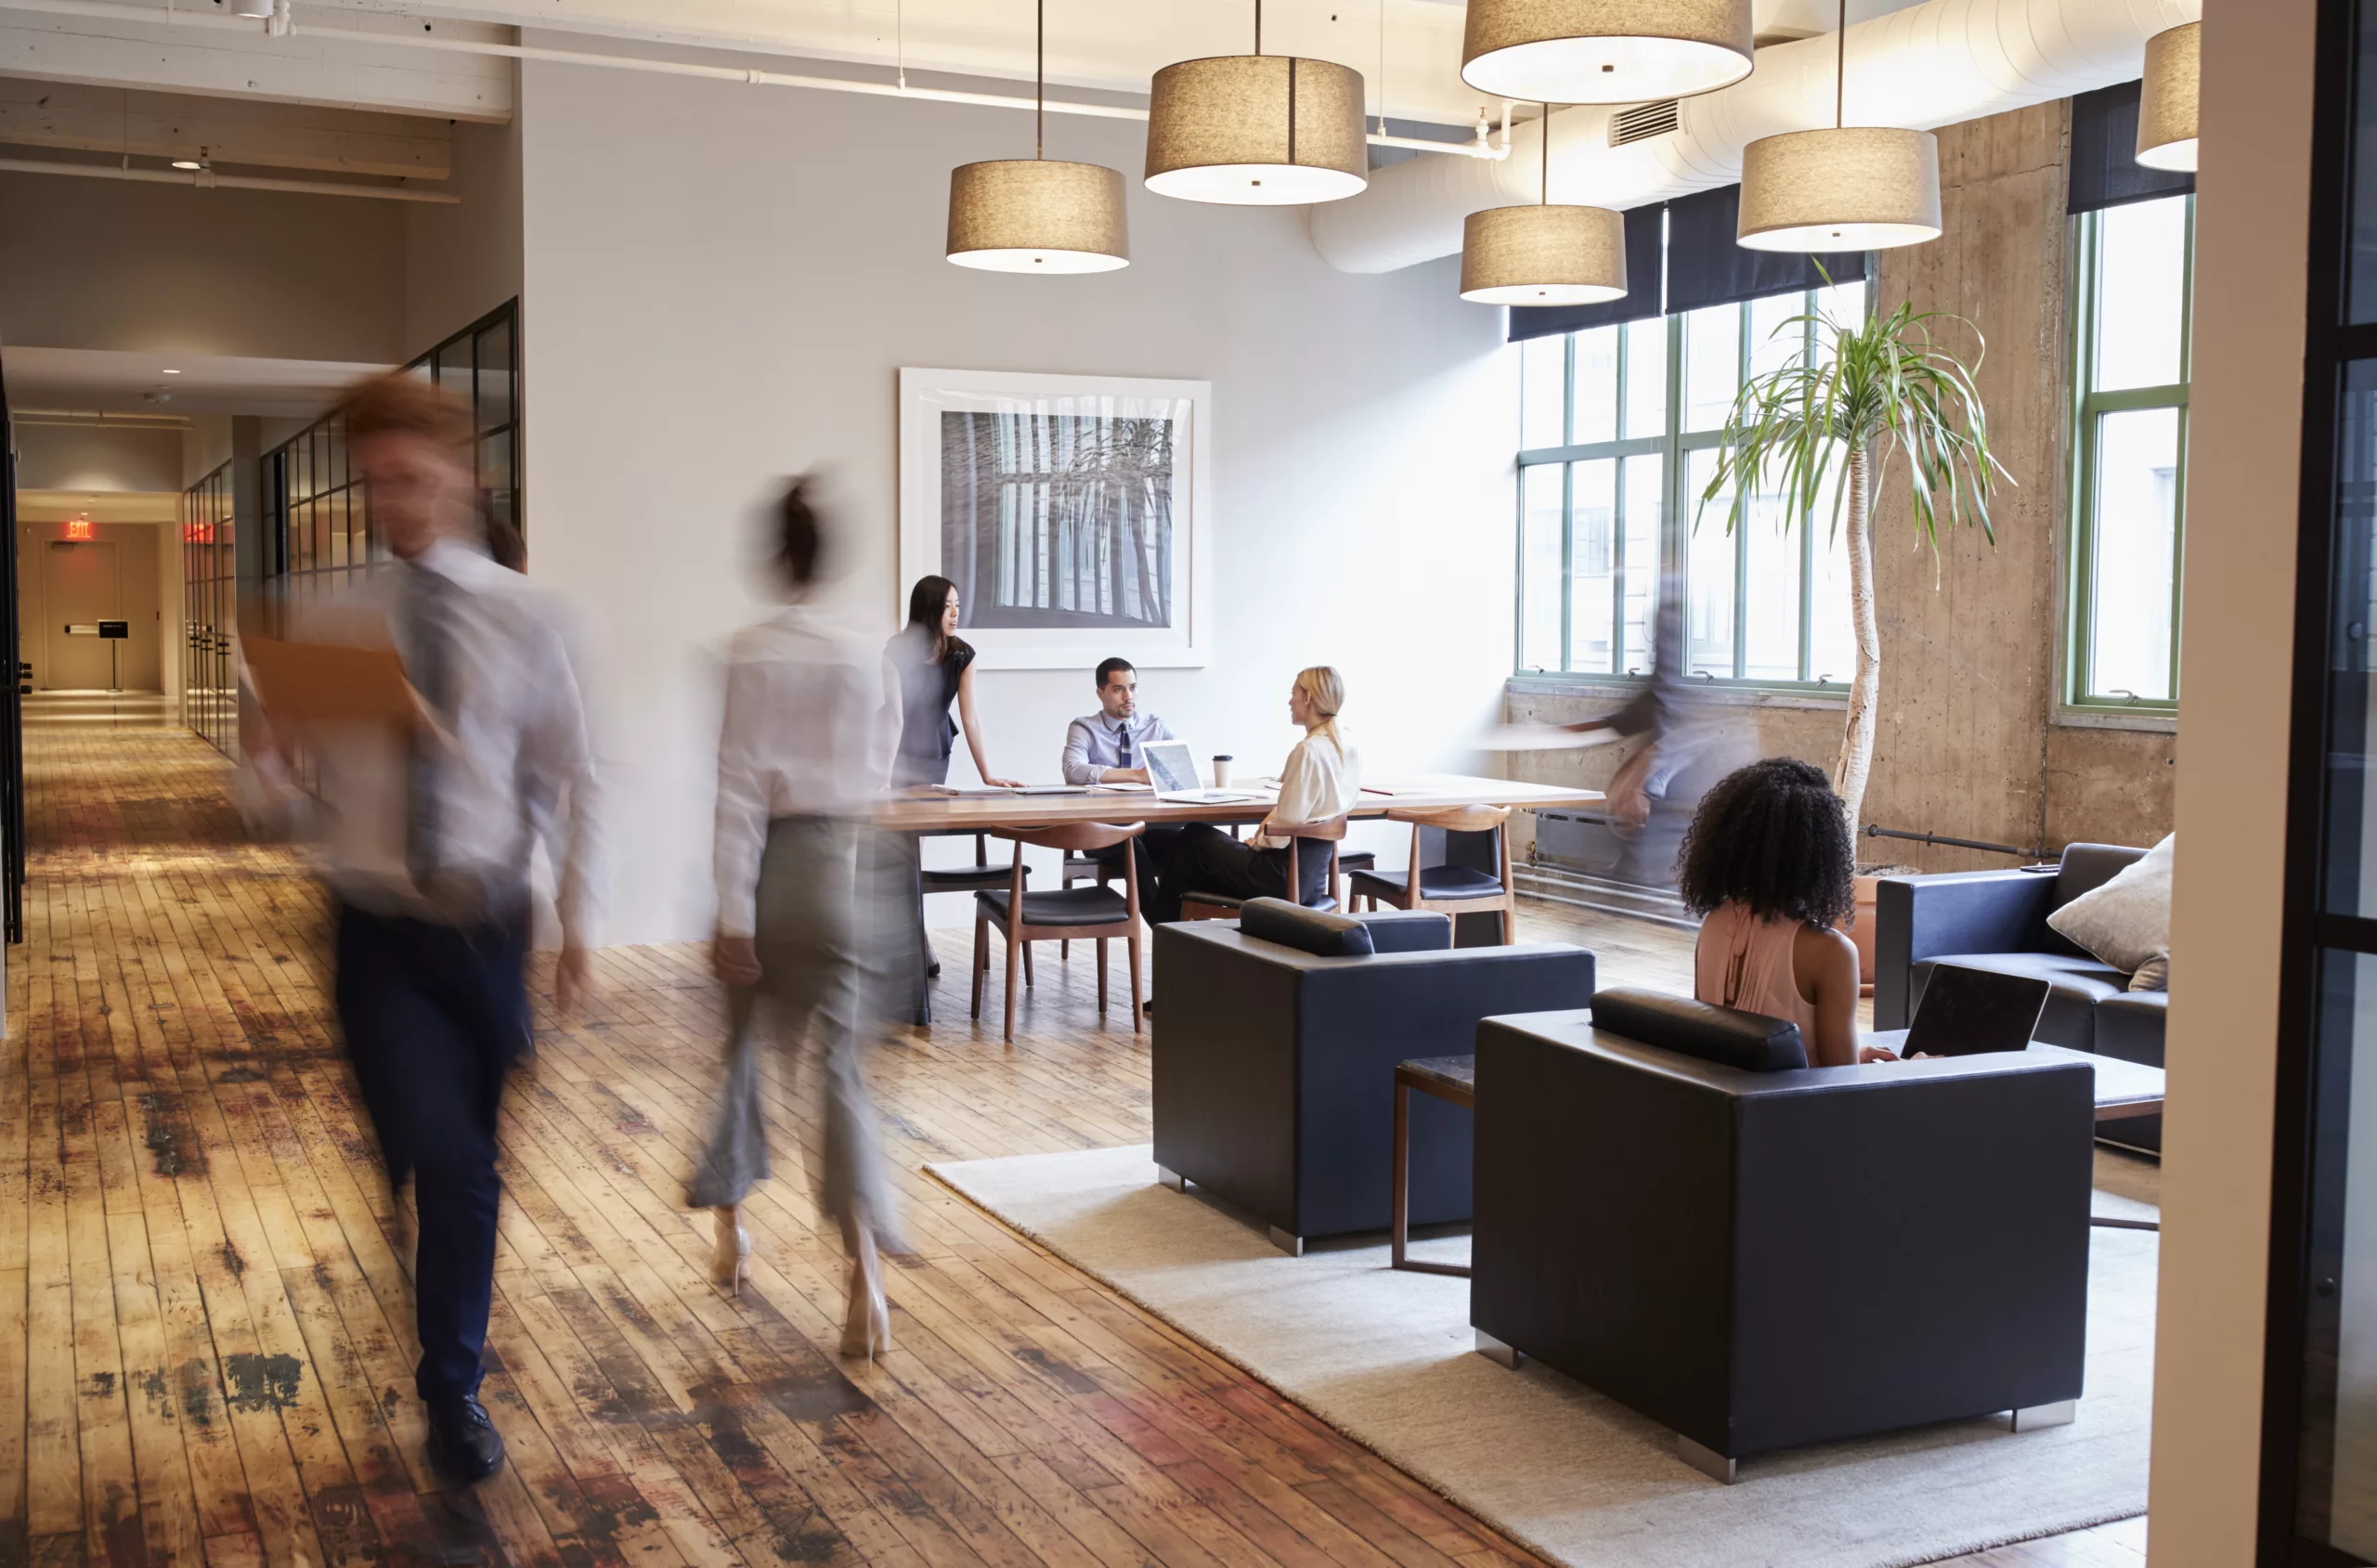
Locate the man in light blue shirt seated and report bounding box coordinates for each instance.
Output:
[1061,656,1185,885]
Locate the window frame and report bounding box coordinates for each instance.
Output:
[2063,193,2194,717]
[1513,284,1864,693]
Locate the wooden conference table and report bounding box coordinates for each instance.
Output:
[879,773,1605,1023]
[877,771,1605,833]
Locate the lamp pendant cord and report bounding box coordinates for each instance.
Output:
[1036,0,1044,158]
[1835,0,1845,129]
[1541,101,1549,205]
[1254,0,1261,56]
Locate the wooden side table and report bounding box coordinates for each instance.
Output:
[1393,1055,1476,1276]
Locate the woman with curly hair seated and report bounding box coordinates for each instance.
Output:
[1676,758,1903,1067]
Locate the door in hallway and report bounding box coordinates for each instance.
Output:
[44,538,119,689]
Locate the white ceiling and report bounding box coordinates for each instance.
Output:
[6,345,387,417]
[294,0,1930,127]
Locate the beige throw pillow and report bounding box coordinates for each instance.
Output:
[2046,835,2174,986]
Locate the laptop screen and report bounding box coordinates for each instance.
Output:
[1903,965,2053,1057]
[1143,741,1200,793]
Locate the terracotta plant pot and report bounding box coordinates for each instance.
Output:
[1848,875,1881,997]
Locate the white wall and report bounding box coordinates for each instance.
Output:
[0,173,406,362]
[405,114,523,352]
[517,50,1519,947]
[15,421,183,493]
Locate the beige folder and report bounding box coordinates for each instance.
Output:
[242,632,422,728]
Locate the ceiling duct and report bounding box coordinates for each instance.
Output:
[1309,0,2201,274]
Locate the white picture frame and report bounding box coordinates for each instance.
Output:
[899,366,1213,669]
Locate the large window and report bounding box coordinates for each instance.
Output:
[2067,193,2192,711]
[1516,280,1865,687]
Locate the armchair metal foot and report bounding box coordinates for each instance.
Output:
[2011,1400,2077,1432]
[1676,1435,1738,1484]
[1474,1329,1522,1368]
[1155,1165,1186,1192]
[1266,1225,1304,1257]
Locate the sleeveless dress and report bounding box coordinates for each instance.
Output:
[1695,901,1822,1045]
[886,633,974,787]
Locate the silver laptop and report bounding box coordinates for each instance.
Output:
[1144,739,1265,803]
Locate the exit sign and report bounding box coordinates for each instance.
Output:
[63,518,92,540]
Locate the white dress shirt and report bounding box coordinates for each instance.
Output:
[1060,710,1176,784]
[712,601,890,939]
[1253,725,1359,849]
[292,538,604,945]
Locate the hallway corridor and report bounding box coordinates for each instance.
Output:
[0,703,1552,1568]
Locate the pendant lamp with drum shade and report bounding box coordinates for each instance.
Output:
[1460,0,1754,105]
[1461,105,1627,305]
[2136,20,2200,172]
[946,0,1129,272]
[1736,0,1940,252]
[1144,0,1367,205]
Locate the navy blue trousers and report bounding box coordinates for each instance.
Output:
[335,902,528,1405]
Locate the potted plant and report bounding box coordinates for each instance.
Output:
[1698,292,2007,844]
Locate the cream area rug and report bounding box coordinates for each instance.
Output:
[929,1144,2162,1568]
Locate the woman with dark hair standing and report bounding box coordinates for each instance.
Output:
[885,575,1020,789]
[1676,758,1900,1068]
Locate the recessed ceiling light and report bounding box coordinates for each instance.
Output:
[161,369,181,375]
[171,159,203,171]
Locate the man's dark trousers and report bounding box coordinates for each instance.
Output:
[336,901,529,1403]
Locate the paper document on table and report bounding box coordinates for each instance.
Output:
[244,633,420,728]
[1089,783,1155,794]
[1159,790,1268,805]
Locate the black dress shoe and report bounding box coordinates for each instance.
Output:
[928,959,942,979]
[426,1394,506,1483]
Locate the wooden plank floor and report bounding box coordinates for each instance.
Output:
[0,697,2144,1568]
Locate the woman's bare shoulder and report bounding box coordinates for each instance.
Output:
[1795,919,1859,976]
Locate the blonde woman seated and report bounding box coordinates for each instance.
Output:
[1676,758,1904,1067]
[1146,667,1358,926]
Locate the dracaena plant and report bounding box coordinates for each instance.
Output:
[1697,292,2009,840]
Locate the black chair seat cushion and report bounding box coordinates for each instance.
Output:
[1240,899,1375,956]
[1338,849,1377,873]
[1348,864,1506,901]
[1061,854,1109,877]
[923,862,1030,892]
[975,886,1129,927]
[1589,988,1809,1071]
[1911,951,2125,1049]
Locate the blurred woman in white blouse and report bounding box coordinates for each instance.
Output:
[1147,667,1358,924]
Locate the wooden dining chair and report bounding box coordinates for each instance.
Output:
[1344,805,1518,942]
[1180,813,1352,921]
[973,822,1147,1043]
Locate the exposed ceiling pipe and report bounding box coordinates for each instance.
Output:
[1311,0,2201,274]
[0,154,458,201]
[0,0,1510,161]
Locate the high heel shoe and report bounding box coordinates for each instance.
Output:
[839,1231,890,1360]
[712,1206,750,1298]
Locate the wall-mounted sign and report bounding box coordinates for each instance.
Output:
[64,518,93,541]
[97,621,128,640]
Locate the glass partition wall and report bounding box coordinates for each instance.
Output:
[264,300,519,595]
[180,462,237,756]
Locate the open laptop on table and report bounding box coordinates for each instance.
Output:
[1144,739,1266,804]
[1901,964,2053,1057]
